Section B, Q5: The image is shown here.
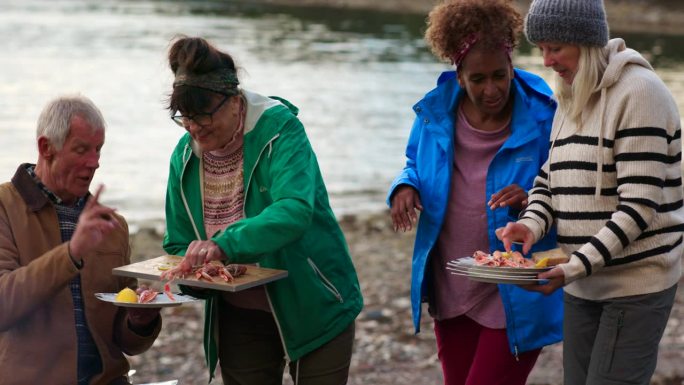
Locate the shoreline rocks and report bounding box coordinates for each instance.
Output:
[128,210,684,384]
[244,0,684,35]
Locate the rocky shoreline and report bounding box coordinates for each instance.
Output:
[245,0,684,35]
[126,211,684,385]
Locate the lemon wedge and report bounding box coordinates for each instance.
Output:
[157,263,171,271]
[115,288,138,303]
[535,257,550,268]
[501,251,512,259]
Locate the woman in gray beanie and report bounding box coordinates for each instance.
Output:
[388,1,563,384]
[499,1,684,384]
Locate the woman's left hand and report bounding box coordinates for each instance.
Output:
[489,184,528,210]
[519,266,565,295]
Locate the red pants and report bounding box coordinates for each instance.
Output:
[434,316,541,385]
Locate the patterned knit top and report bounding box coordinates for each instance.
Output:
[201,97,271,311]
[518,39,683,300]
[203,148,244,239]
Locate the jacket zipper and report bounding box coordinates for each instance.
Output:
[499,285,520,360]
[307,258,344,303]
[180,144,202,240]
[243,133,292,361]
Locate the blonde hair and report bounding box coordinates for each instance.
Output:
[554,45,609,123]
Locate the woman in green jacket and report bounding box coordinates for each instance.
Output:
[161,36,362,384]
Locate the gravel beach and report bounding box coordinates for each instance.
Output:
[122,3,684,383]
[126,211,684,385]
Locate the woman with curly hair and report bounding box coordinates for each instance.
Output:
[387,0,563,383]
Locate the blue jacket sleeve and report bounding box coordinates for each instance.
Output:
[387,116,423,206]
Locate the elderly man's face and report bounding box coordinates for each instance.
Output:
[44,115,104,204]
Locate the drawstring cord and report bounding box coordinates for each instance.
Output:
[285,357,300,385]
[595,88,608,198]
[295,359,300,385]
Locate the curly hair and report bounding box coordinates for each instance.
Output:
[425,0,523,63]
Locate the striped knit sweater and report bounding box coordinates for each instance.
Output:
[519,39,684,300]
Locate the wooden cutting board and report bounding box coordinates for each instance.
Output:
[112,255,288,292]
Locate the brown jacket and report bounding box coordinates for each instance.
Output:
[0,164,161,385]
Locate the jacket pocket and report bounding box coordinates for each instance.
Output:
[307,258,344,303]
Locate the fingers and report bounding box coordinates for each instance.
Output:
[498,222,535,253]
[390,187,421,232]
[391,206,415,232]
[88,205,119,228]
[500,223,514,252]
[205,245,226,262]
[518,269,564,294]
[84,184,104,211]
[502,235,513,253]
[414,194,424,211]
[489,191,514,209]
[186,241,225,264]
[127,307,161,327]
[92,183,105,203]
[184,242,206,266]
[522,233,534,255]
[538,266,565,280]
[489,185,527,210]
[70,186,119,259]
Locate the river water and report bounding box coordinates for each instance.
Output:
[2,0,684,227]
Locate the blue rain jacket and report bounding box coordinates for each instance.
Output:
[387,69,563,355]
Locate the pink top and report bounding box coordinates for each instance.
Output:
[430,104,510,328]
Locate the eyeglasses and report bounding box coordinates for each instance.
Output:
[171,95,230,128]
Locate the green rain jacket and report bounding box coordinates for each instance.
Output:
[163,90,363,381]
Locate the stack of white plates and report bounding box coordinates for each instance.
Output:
[446,257,550,285]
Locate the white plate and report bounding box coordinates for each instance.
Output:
[447,264,540,278]
[447,257,551,285]
[448,257,552,273]
[449,269,548,285]
[94,292,200,308]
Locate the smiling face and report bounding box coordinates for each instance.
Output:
[182,94,243,152]
[537,42,581,85]
[37,115,104,205]
[457,47,514,118]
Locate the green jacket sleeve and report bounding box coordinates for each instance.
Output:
[212,119,317,263]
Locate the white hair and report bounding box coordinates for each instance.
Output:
[36,94,106,149]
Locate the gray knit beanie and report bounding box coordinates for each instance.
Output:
[524,0,609,47]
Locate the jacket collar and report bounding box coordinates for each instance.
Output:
[11,163,52,212]
[414,68,556,150]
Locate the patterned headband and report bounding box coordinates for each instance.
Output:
[451,33,479,68]
[173,67,239,94]
[451,34,514,68]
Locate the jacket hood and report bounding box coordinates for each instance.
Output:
[416,68,555,152]
[190,89,295,157]
[590,38,654,196]
[597,38,653,91]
